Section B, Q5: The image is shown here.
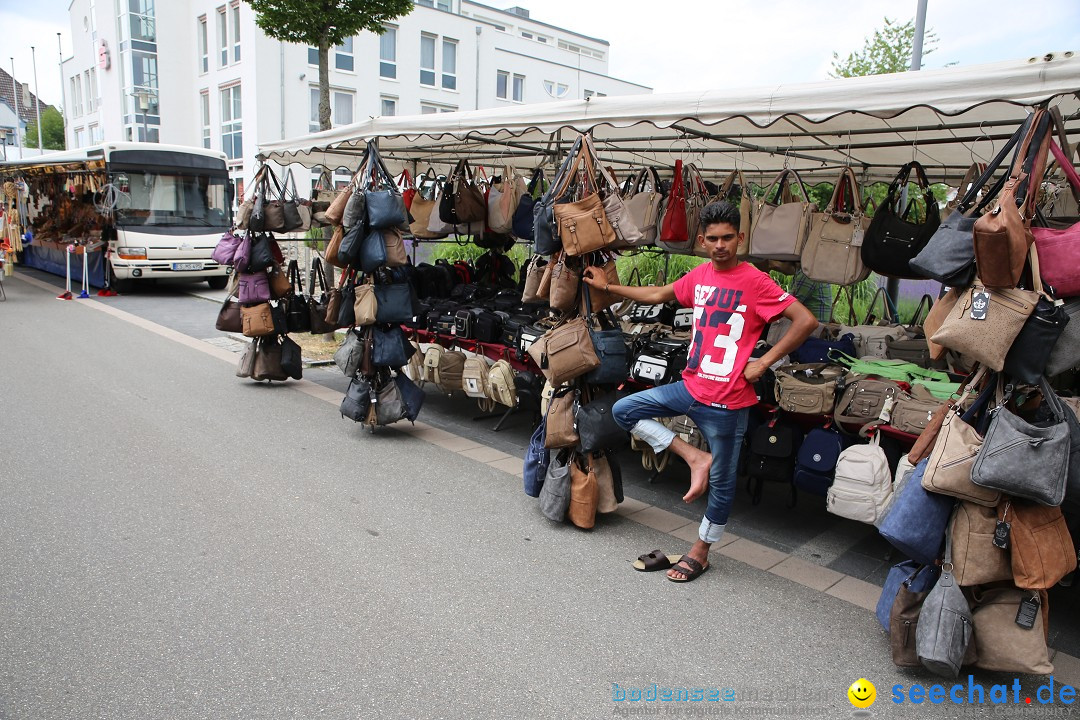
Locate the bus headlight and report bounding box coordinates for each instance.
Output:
[117,247,147,260]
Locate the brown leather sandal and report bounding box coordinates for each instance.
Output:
[667,554,709,583]
[632,550,682,572]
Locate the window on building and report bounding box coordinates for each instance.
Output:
[84,70,93,111]
[335,37,354,72]
[441,38,457,90]
[89,123,103,144]
[420,103,457,114]
[90,68,98,110]
[200,91,211,148]
[496,70,508,99]
[230,2,241,63]
[558,40,604,60]
[543,80,568,99]
[1,126,14,146]
[512,74,524,102]
[198,16,208,73]
[308,46,318,66]
[583,89,607,99]
[74,127,84,148]
[379,26,397,79]
[309,87,354,131]
[74,74,83,116]
[220,84,242,160]
[380,96,397,116]
[419,33,436,86]
[416,0,451,9]
[217,7,228,67]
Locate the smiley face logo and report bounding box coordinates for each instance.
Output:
[847,678,876,709]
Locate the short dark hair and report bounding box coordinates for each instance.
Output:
[698,201,741,233]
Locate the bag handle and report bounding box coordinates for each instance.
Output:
[830,284,858,325]
[308,256,327,295]
[583,135,622,196]
[526,167,547,196]
[862,286,897,325]
[909,294,934,328]
[825,167,862,215]
[955,117,1030,215]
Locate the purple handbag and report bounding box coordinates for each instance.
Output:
[212,230,243,266]
[232,231,253,272]
[237,271,271,304]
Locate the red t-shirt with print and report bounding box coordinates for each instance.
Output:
[673,262,795,409]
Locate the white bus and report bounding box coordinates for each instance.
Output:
[0,142,232,291]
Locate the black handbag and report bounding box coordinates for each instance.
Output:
[280,335,303,379]
[337,282,357,328]
[284,261,311,333]
[359,228,388,274]
[373,279,415,324]
[394,373,425,422]
[306,258,334,334]
[340,377,373,422]
[252,336,288,382]
[371,326,415,368]
[246,232,275,272]
[337,223,364,269]
[909,120,1029,286]
[583,293,629,385]
[1003,297,1070,385]
[216,297,243,333]
[363,142,409,230]
[575,393,628,454]
[861,161,941,279]
[512,168,545,239]
[270,301,289,336]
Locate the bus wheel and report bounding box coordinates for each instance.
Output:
[207,275,229,290]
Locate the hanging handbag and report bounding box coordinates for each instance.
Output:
[1008,500,1078,589]
[279,169,306,232]
[911,120,1030,286]
[371,326,414,368]
[358,228,388,274]
[527,316,601,387]
[284,263,311,334]
[245,232,275,273]
[584,319,630,386]
[533,137,585,255]
[929,268,1039,372]
[861,161,941,279]
[521,254,549,304]
[915,528,974,679]
[539,450,574,522]
[336,280,357,328]
[588,452,619,513]
[950,501,1013,586]
[971,378,1070,506]
[971,587,1052,674]
[361,144,408,230]
[249,335,287,381]
[658,161,709,253]
[373,279,414,324]
[306,258,334,334]
[524,416,550,498]
[1046,297,1080,377]
[235,339,257,378]
[545,386,579,449]
[512,168,546,240]
[922,378,1002,506]
[567,456,599,530]
[488,164,525,234]
[393,372,424,422]
[974,108,1051,289]
[1034,140,1080,296]
[584,135,643,249]
[340,376,373,421]
[547,251,581,313]
[998,244,1069,383]
[623,166,663,245]
[323,225,347,269]
[553,148,616,256]
[713,169,753,257]
[216,295,243,333]
[408,168,447,239]
[279,335,302,380]
[267,262,291,299]
[749,168,816,261]
[352,282,377,326]
[803,168,870,284]
[240,302,275,337]
[888,564,941,668]
[382,227,408,268]
[576,393,628,454]
[333,329,365,377]
[324,179,353,227]
[876,560,938,630]
[876,459,953,565]
[212,230,243,266]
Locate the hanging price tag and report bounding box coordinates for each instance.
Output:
[970,291,990,320]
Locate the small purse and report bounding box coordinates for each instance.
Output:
[539,450,574,522]
[861,161,941,279]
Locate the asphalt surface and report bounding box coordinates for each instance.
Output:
[0,271,1075,719]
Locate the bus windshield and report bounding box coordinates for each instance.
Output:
[112,171,230,228]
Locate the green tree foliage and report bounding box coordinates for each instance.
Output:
[244,0,412,131]
[830,17,938,78]
[23,107,65,150]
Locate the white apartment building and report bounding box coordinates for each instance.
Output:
[62,0,650,194]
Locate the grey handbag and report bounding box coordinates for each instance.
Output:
[236,340,257,378]
[1046,298,1080,377]
[916,528,974,678]
[333,329,365,378]
[539,450,573,522]
[971,379,1070,506]
[375,378,407,425]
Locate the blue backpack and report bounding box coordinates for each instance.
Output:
[791,332,857,364]
[793,426,844,496]
[523,416,550,498]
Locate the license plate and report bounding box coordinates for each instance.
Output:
[172,262,204,271]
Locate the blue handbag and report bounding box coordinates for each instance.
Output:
[523,416,550,498]
[876,458,954,565]
[875,561,940,630]
[393,372,425,422]
[373,280,415,324]
[511,168,545,239]
[359,229,388,274]
[793,426,844,496]
[790,332,856,364]
[371,326,414,368]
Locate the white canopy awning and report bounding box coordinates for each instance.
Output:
[259,52,1080,184]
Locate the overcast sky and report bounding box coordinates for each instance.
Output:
[2,0,1077,108]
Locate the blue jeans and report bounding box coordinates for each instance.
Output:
[613,382,749,544]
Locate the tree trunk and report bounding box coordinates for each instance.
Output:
[318,35,331,132]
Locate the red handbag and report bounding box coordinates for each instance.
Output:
[397,168,416,211]
[1034,139,1080,297]
[659,159,688,248]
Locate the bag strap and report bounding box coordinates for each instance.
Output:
[583,135,622,196]
[909,294,934,327]
[956,117,1030,215]
[862,287,897,325]
[309,256,327,295]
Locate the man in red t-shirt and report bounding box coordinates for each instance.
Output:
[583,201,817,582]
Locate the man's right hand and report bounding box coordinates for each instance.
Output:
[581,266,606,289]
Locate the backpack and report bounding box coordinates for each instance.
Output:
[794,426,845,496]
[746,419,801,506]
[488,359,518,408]
[436,350,467,393]
[475,250,517,289]
[422,344,444,386]
[403,340,425,386]
[462,355,493,399]
[827,433,893,524]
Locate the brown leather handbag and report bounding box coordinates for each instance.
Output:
[1007,500,1078,590]
[950,502,1013,586]
[921,403,1001,507]
[971,586,1052,674]
[548,252,581,313]
[216,297,243,333]
[527,315,600,386]
[324,225,346,269]
[544,386,579,449]
[522,255,549,304]
[451,160,487,224]
[973,108,1051,289]
[589,452,619,513]
[252,336,288,381]
[268,262,291,299]
[889,574,931,668]
[324,183,353,227]
[240,303,276,337]
[586,255,621,312]
[554,151,615,256]
[382,226,408,267]
[567,456,599,530]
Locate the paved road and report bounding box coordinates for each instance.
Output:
[0,273,1073,719]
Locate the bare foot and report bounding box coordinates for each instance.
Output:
[682,448,713,503]
[667,540,710,581]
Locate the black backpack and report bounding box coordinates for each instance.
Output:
[746,418,801,506]
[475,250,518,289]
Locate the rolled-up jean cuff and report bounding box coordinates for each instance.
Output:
[630,419,676,455]
[699,518,726,544]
